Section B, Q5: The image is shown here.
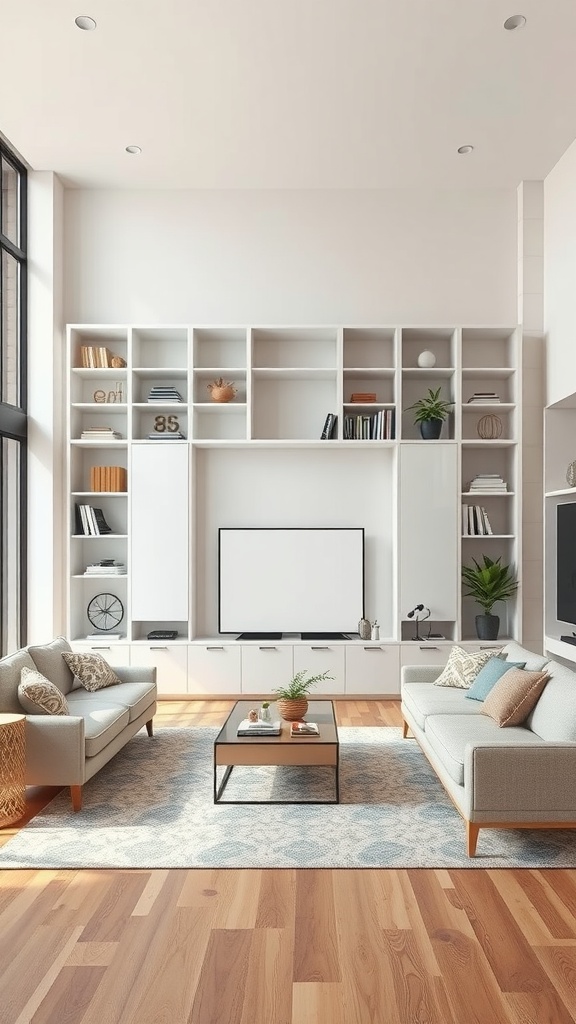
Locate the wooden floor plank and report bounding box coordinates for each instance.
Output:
[30,966,106,1024]
[533,946,576,1017]
[188,929,253,1024]
[239,928,293,1024]
[293,869,340,982]
[255,869,296,928]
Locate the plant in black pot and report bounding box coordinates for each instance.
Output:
[405,387,452,439]
[461,555,519,640]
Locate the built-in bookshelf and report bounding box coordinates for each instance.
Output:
[66,324,522,694]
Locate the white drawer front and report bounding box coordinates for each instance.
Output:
[130,645,188,694]
[400,645,453,668]
[187,645,241,695]
[345,644,401,695]
[71,643,131,667]
[292,646,345,693]
[241,645,293,695]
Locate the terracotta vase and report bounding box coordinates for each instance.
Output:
[276,697,309,721]
[210,385,236,403]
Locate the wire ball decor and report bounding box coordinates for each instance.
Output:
[477,414,503,440]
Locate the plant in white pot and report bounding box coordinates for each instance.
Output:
[405,386,452,439]
[273,669,333,721]
[461,555,519,640]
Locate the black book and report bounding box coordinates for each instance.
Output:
[320,413,333,440]
[92,508,112,534]
[74,503,84,535]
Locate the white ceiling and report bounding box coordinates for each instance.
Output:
[2,0,576,189]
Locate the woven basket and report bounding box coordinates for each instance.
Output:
[276,698,309,721]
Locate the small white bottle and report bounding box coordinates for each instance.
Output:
[371,620,380,641]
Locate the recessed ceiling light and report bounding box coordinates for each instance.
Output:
[74,15,97,30]
[125,146,142,155]
[504,14,526,30]
[457,145,474,155]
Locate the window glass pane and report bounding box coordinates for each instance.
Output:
[1,436,21,654]
[1,249,20,406]
[1,156,19,247]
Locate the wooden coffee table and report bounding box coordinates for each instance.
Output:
[213,699,339,804]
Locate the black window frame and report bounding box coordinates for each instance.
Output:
[0,140,27,653]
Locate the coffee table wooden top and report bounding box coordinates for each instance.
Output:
[215,700,338,747]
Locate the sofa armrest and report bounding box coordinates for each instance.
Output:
[25,715,85,786]
[113,666,157,687]
[401,665,442,686]
[465,742,576,816]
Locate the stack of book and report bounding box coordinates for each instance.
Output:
[236,718,282,736]
[343,409,394,440]
[350,392,377,403]
[467,392,501,404]
[75,505,113,536]
[320,413,338,439]
[91,466,127,491]
[84,559,126,576]
[147,430,186,440]
[467,473,507,493]
[290,721,320,736]
[147,386,183,403]
[79,346,112,368]
[80,427,123,442]
[462,505,494,536]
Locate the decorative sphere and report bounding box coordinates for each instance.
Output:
[417,350,436,368]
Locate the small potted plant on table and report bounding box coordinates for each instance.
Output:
[405,386,452,439]
[461,554,519,640]
[273,669,333,721]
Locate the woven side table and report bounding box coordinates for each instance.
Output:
[0,714,26,827]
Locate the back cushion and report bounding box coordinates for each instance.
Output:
[28,636,74,695]
[526,661,576,741]
[499,642,549,673]
[0,649,38,713]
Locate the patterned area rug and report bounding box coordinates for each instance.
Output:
[1,726,575,868]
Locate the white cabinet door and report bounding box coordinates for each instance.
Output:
[241,645,293,695]
[130,644,188,694]
[71,643,131,667]
[131,443,189,621]
[399,444,458,622]
[345,644,401,695]
[293,645,345,693]
[187,645,241,695]
[400,644,452,668]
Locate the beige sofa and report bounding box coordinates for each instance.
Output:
[401,641,576,855]
[0,637,157,810]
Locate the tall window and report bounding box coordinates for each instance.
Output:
[0,142,27,655]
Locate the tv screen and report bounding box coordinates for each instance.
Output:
[218,527,365,638]
[557,503,576,626]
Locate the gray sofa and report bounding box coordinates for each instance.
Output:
[401,641,576,855]
[0,637,157,811]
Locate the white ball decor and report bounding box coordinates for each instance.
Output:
[417,350,436,368]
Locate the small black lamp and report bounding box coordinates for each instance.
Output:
[407,604,431,641]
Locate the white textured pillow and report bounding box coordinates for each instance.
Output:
[434,645,497,689]
[18,666,69,715]
[61,652,121,692]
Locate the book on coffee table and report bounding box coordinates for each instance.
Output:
[290,721,320,736]
[236,719,282,737]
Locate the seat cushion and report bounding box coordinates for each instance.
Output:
[402,682,484,731]
[102,681,156,723]
[66,693,130,757]
[0,649,38,713]
[525,661,576,741]
[424,714,544,786]
[28,637,74,695]
[18,666,69,715]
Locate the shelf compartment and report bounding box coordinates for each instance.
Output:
[461,328,517,369]
[132,328,188,369]
[193,369,246,404]
[462,375,516,404]
[343,373,395,405]
[193,328,248,369]
[401,328,457,369]
[342,328,396,369]
[132,370,187,404]
[192,406,247,441]
[252,328,337,369]
[69,576,129,644]
[252,377,338,440]
[132,408,188,441]
[69,326,128,370]
[461,407,516,442]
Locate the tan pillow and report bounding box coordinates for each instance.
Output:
[61,652,121,692]
[434,646,496,689]
[481,667,550,727]
[18,666,69,715]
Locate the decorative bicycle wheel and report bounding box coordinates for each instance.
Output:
[87,593,124,631]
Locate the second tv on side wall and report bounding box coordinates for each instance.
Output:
[218,527,365,640]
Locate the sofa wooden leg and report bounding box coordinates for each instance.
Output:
[466,820,480,857]
[71,785,82,812]
[146,719,154,737]
[402,719,409,739]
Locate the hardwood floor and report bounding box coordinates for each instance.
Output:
[1,700,576,1023]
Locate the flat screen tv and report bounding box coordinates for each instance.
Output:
[557,503,576,626]
[218,527,365,639]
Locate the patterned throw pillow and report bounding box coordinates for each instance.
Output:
[433,645,497,689]
[61,652,121,692]
[18,666,69,715]
[481,667,550,727]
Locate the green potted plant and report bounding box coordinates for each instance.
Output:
[461,555,519,640]
[273,669,333,721]
[405,386,452,439]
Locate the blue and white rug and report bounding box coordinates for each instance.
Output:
[1,726,575,868]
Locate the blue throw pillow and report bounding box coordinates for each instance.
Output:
[466,657,526,701]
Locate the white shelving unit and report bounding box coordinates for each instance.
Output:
[65,324,522,695]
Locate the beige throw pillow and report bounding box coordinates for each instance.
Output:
[61,652,121,692]
[18,666,69,715]
[433,646,496,689]
[481,667,550,727]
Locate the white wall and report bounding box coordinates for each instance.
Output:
[544,138,576,406]
[64,188,517,325]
